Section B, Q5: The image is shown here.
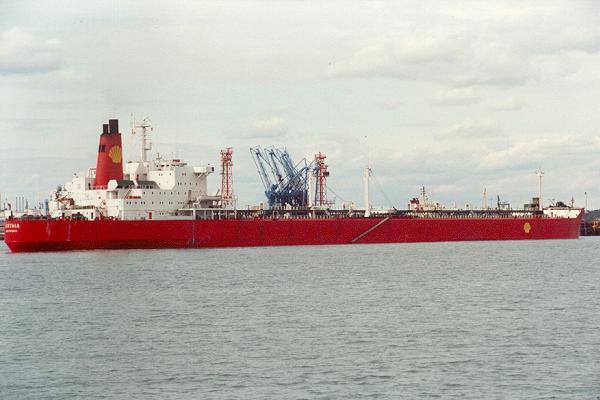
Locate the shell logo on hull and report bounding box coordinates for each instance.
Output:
[109,146,122,163]
[523,222,531,234]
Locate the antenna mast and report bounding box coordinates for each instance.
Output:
[131,117,153,162]
[536,169,544,211]
[482,187,488,210]
[364,166,371,217]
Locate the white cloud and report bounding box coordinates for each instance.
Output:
[444,119,499,138]
[478,134,600,171]
[432,184,466,194]
[5,1,600,208]
[21,173,41,186]
[539,25,600,54]
[432,87,479,106]
[327,3,600,88]
[376,100,402,110]
[0,28,62,75]
[490,97,527,111]
[249,116,288,138]
[327,35,461,81]
[327,32,538,87]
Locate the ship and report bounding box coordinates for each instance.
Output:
[4,118,583,252]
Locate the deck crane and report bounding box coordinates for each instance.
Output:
[250,146,315,208]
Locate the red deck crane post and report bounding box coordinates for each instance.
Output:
[314,152,329,206]
[220,148,234,207]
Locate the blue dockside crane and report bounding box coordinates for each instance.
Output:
[250,146,314,208]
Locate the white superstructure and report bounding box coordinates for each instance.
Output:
[49,121,223,220]
[49,158,221,220]
[543,207,581,219]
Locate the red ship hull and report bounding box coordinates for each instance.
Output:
[4,214,582,252]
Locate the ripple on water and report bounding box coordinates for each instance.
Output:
[1,239,600,399]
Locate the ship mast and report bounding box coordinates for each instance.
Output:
[364,166,371,217]
[482,187,488,210]
[536,169,544,211]
[131,117,153,162]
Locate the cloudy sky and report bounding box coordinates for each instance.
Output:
[2,1,600,210]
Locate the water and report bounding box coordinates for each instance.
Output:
[1,239,600,399]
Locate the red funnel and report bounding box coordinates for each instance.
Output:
[94,119,123,188]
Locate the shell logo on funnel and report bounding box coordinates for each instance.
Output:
[109,146,122,163]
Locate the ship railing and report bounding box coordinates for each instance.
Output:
[400,210,544,219]
[9,208,555,222]
[188,208,550,221]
